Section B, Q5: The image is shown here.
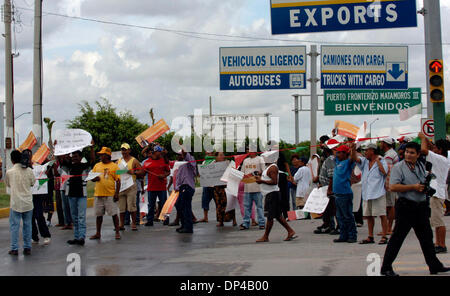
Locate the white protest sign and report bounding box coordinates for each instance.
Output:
[198,161,229,187]
[225,168,244,196]
[225,189,239,213]
[85,171,101,182]
[32,164,49,195]
[302,186,329,214]
[118,159,134,192]
[351,182,362,213]
[220,161,236,183]
[54,129,92,156]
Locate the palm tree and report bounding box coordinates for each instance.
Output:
[149,108,155,126]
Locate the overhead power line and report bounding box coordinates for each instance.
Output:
[15,5,450,46]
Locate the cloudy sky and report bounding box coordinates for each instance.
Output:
[1,0,450,147]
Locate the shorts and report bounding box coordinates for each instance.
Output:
[118,184,137,213]
[264,191,282,220]
[386,191,397,207]
[430,196,445,228]
[94,196,119,217]
[296,197,306,208]
[363,196,387,217]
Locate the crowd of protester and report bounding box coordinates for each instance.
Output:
[4,130,450,275]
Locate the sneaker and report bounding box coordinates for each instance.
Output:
[32,239,39,244]
[46,221,52,227]
[8,250,18,256]
[77,239,85,246]
[23,248,31,256]
[163,218,170,226]
[145,221,154,227]
[43,238,51,245]
[435,246,448,254]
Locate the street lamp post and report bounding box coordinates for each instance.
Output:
[369,118,379,143]
[15,111,31,120]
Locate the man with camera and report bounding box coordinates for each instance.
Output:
[418,133,449,254]
[380,142,450,276]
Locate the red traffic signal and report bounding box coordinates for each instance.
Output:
[429,60,443,73]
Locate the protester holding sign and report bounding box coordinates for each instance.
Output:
[116,143,144,231]
[198,152,217,223]
[240,149,265,230]
[143,145,171,227]
[214,152,236,227]
[89,147,122,240]
[57,140,96,246]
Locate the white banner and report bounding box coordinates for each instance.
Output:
[54,129,92,156]
[32,164,50,195]
[198,161,229,187]
[302,186,329,214]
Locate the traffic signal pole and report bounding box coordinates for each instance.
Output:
[423,0,445,140]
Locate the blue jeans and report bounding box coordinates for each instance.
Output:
[147,191,167,221]
[243,192,265,227]
[61,191,72,225]
[10,209,33,251]
[335,193,357,241]
[68,197,87,240]
[201,187,215,211]
[177,185,195,232]
[289,188,296,211]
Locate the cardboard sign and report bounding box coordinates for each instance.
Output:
[18,131,37,152]
[302,186,329,214]
[135,119,170,148]
[198,161,229,187]
[54,129,92,156]
[159,191,180,220]
[32,143,50,164]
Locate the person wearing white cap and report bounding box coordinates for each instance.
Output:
[254,151,296,243]
[381,137,399,235]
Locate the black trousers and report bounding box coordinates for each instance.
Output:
[32,195,51,241]
[381,197,443,272]
[322,195,336,229]
[54,190,65,225]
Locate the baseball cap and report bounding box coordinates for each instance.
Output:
[153,145,163,152]
[381,138,394,145]
[364,143,378,150]
[335,145,350,153]
[97,147,112,156]
[121,143,131,150]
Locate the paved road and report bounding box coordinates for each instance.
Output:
[1,189,449,276]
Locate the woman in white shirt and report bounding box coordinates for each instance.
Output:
[255,151,297,243]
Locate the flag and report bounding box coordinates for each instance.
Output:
[399,104,422,121]
[115,169,128,175]
[135,119,170,148]
[292,146,308,153]
[335,120,360,139]
[233,154,249,169]
[203,156,216,165]
[326,135,346,149]
[38,179,48,189]
[32,143,50,164]
[18,132,37,152]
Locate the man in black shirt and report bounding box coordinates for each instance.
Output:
[63,143,95,246]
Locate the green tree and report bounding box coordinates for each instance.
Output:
[68,98,149,160]
[446,112,450,135]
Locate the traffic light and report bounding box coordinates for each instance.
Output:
[429,59,445,103]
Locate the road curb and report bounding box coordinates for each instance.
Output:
[0,198,95,219]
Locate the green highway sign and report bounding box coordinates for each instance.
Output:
[324,88,421,116]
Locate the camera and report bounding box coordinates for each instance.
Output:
[421,161,436,198]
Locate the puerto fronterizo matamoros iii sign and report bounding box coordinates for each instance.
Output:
[321,45,408,89]
[324,88,421,116]
[220,46,307,90]
[270,0,417,34]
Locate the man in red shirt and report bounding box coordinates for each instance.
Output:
[143,145,170,226]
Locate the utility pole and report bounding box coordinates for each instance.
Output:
[4,0,14,170]
[32,0,43,145]
[292,94,300,145]
[0,102,5,178]
[308,45,319,157]
[422,0,445,140]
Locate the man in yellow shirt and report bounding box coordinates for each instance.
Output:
[89,147,122,240]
